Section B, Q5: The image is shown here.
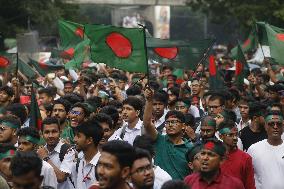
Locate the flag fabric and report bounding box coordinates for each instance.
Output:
[85,24,148,73]
[235,42,249,87]
[256,22,284,65]
[147,38,215,70]
[29,83,42,131]
[18,59,37,78]
[58,20,85,50]
[0,52,15,73]
[208,55,224,90]
[29,58,64,76]
[230,30,258,58]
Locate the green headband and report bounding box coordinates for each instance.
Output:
[0,150,15,161]
[24,135,40,145]
[265,115,284,122]
[207,120,216,128]
[219,127,238,135]
[1,121,19,129]
[203,141,226,157]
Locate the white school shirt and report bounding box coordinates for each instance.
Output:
[247,139,284,189]
[41,160,58,188]
[76,151,101,189]
[46,140,76,189]
[153,165,172,189]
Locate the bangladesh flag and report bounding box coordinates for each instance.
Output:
[230,30,257,59]
[29,58,64,76]
[0,53,14,73]
[29,83,42,131]
[85,24,148,73]
[147,38,215,70]
[18,59,37,78]
[208,55,224,90]
[235,42,249,87]
[58,20,85,49]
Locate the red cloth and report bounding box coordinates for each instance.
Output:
[184,170,245,189]
[221,149,256,189]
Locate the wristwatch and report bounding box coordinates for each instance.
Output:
[43,156,50,161]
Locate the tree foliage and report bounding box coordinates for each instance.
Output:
[187,0,284,30]
[0,0,81,37]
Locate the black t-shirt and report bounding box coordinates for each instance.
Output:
[239,126,267,151]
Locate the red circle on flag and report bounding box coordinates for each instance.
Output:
[75,27,84,38]
[209,55,216,76]
[205,142,215,150]
[106,32,132,58]
[154,47,178,59]
[61,48,75,59]
[235,61,243,75]
[276,34,284,42]
[243,39,250,47]
[0,56,10,68]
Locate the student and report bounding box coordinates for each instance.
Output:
[0,115,21,145]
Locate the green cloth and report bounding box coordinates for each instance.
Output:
[154,133,193,180]
[29,59,64,76]
[85,24,148,73]
[60,125,75,144]
[234,42,249,87]
[29,83,42,131]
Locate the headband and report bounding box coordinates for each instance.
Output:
[219,127,238,135]
[207,120,216,128]
[265,115,284,122]
[1,121,19,129]
[24,135,40,145]
[203,141,226,157]
[0,150,15,161]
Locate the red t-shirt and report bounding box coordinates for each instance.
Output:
[184,170,245,189]
[221,149,256,189]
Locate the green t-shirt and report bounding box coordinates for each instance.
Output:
[154,133,193,180]
[60,125,75,144]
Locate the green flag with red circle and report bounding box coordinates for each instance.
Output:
[85,24,147,73]
[235,42,249,87]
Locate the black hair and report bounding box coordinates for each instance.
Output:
[42,117,60,131]
[162,65,173,71]
[264,110,284,119]
[218,119,236,131]
[184,113,195,127]
[108,100,123,109]
[74,119,103,146]
[185,143,202,163]
[0,115,21,129]
[229,88,240,102]
[99,106,119,126]
[10,151,42,178]
[133,148,152,163]
[38,87,53,97]
[17,127,40,140]
[167,87,179,97]
[270,103,282,112]
[118,74,128,82]
[86,96,102,110]
[161,180,189,189]
[71,102,90,117]
[62,93,84,104]
[175,97,191,107]
[165,110,185,123]
[133,135,155,157]
[94,113,114,130]
[5,103,27,124]
[153,90,168,105]
[53,98,72,113]
[123,97,143,112]
[249,101,267,119]
[126,85,142,96]
[101,140,136,168]
[0,86,14,97]
[63,80,74,87]
[208,94,225,106]
[250,68,262,76]
[149,80,160,91]
[223,109,237,123]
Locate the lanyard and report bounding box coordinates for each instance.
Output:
[82,161,94,182]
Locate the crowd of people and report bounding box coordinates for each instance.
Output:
[0,49,284,189]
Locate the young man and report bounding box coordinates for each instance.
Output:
[109,97,143,145]
[184,139,245,189]
[0,115,21,145]
[37,117,76,189]
[96,140,136,189]
[207,94,225,117]
[247,111,284,189]
[17,127,57,188]
[38,87,54,106]
[74,119,104,189]
[197,116,217,142]
[143,88,192,180]
[0,144,16,186]
[0,86,14,110]
[239,102,267,151]
[185,143,202,173]
[10,151,54,189]
[218,120,255,189]
[237,98,250,131]
[131,148,155,189]
[152,91,168,133]
[51,98,71,132]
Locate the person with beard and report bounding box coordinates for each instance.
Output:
[130,148,155,189]
[38,88,54,106]
[0,115,21,145]
[218,120,255,189]
[37,117,76,189]
[17,127,57,189]
[184,139,245,189]
[239,102,267,151]
[197,116,217,142]
[152,91,168,134]
[95,140,136,189]
[0,86,14,111]
[247,111,284,189]
[74,119,103,189]
[143,88,192,180]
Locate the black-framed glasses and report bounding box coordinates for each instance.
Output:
[165,120,181,126]
[267,121,282,128]
[132,164,152,175]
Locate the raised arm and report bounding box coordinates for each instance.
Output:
[143,87,158,141]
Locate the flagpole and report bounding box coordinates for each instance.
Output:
[15,52,19,79]
[190,38,216,79]
[139,24,150,86]
[254,22,266,58]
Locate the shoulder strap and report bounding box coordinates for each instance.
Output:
[119,125,128,140]
[59,143,71,162]
[156,121,166,134]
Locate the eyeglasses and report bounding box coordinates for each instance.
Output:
[0,126,8,132]
[132,164,152,175]
[165,120,181,126]
[267,122,282,128]
[208,105,221,109]
[69,110,82,115]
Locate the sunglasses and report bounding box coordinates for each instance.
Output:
[267,122,282,128]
